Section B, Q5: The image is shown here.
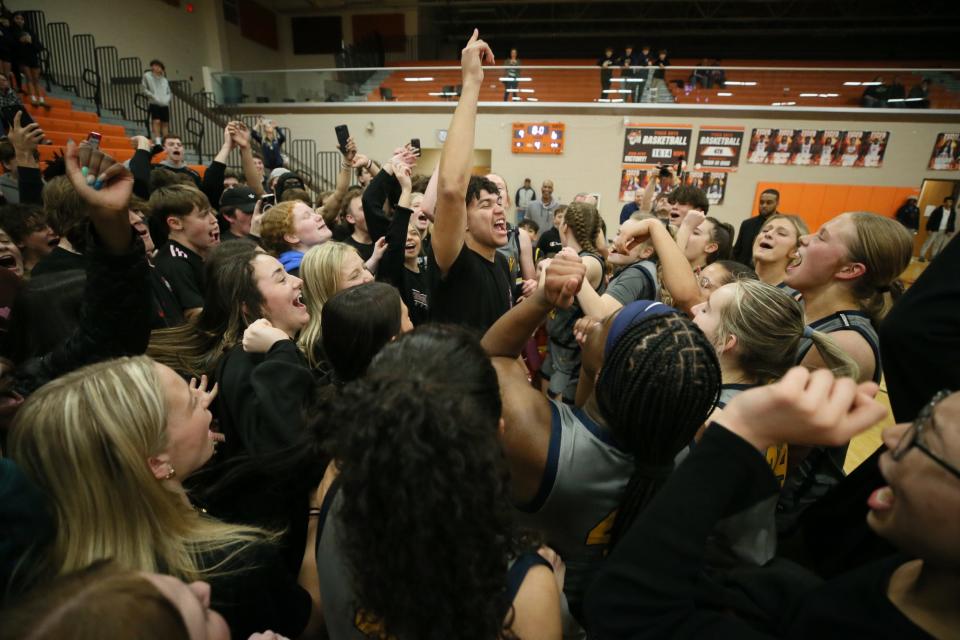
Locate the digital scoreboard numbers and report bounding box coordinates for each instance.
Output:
[512,122,565,154]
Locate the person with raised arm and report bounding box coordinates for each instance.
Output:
[430,30,512,333]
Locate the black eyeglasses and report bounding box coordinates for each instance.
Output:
[892,390,960,481]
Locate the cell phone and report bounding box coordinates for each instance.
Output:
[410,138,421,156]
[335,125,350,154]
[0,105,32,129]
[260,193,276,210]
[86,132,102,149]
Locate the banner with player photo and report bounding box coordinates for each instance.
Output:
[693,128,744,171]
[747,128,889,168]
[684,172,728,205]
[929,132,960,171]
[622,124,692,167]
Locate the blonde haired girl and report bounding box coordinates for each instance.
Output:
[8,356,320,638]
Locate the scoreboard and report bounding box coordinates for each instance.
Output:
[512,122,565,154]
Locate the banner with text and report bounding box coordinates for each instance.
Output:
[693,127,744,171]
[747,128,890,168]
[623,124,693,167]
[929,132,960,171]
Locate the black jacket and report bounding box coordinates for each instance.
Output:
[585,425,931,639]
[895,202,919,230]
[214,340,315,460]
[925,205,956,233]
[9,229,151,398]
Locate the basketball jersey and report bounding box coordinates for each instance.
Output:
[515,400,633,615]
[316,479,552,640]
[797,310,881,383]
[496,226,522,283]
[776,280,802,302]
[717,384,788,486]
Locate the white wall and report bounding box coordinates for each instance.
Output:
[267,107,960,230]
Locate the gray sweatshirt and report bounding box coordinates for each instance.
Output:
[141,71,171,107]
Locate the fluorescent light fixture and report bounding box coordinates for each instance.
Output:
[862,81,882,86]
[771,101,797,106]
[506,88,519,93]
[520,88,535,93]
[820,93,839,97]
[602,89,630,94]
[844,81,861,86]
[799,93,818,97]
[527,97,539,102]
[611,78,625,83]
[498,77,531,82]
[725,81,757,86]
[404,77,434,82]
[717,92,733,96]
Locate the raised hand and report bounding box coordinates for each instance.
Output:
[229,121,252,150]
[719,367,886,451]
[64,139,133,212]
[460,28,494,84]
[351,152,370,170]
[613,218,654,255]
[537,248,586,309]
[342,137,357,164]
[8,111,45,157]
[681,209,706,230]
[130,135,153,152]
[393,161,412,191]
[242,318,290,353]
[189,375,219,411]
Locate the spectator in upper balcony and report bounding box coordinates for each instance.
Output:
[653,49,670,81]
[709,58,726,88]
[598,46,616,99]
[251,117,286,172]
[907,78,930,109]
[689,58,710,88]
[887,75,906,104]
[621,44,642,103]
[861,75,889,108]
[142,59,172,146]
[503,48,521,102]
[11,13,45,108]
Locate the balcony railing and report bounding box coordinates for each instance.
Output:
[211,65,960,111]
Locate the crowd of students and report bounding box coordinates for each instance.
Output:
[0,28,958,640]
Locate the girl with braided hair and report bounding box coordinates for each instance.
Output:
[482,250,721,622]
[542,201,605,403]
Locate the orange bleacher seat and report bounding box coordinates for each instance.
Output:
[26,106,99,123]
[34,117,126,137]
[38,145,134,164]
[43,131,131,148]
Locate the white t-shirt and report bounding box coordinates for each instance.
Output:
[939,207,953,232]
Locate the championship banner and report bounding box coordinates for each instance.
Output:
[623,124,692,167]
[684,172,728,205]
[618,168,655,202]
[929,132,960,171]
[747,128,889,168]
[693,127,744,171]
[836,131,889,168]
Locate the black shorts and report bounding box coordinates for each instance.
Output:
[148,104,170,122]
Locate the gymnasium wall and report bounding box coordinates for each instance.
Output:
[270,108,959,230]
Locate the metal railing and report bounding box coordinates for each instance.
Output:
[20,8,333,190]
